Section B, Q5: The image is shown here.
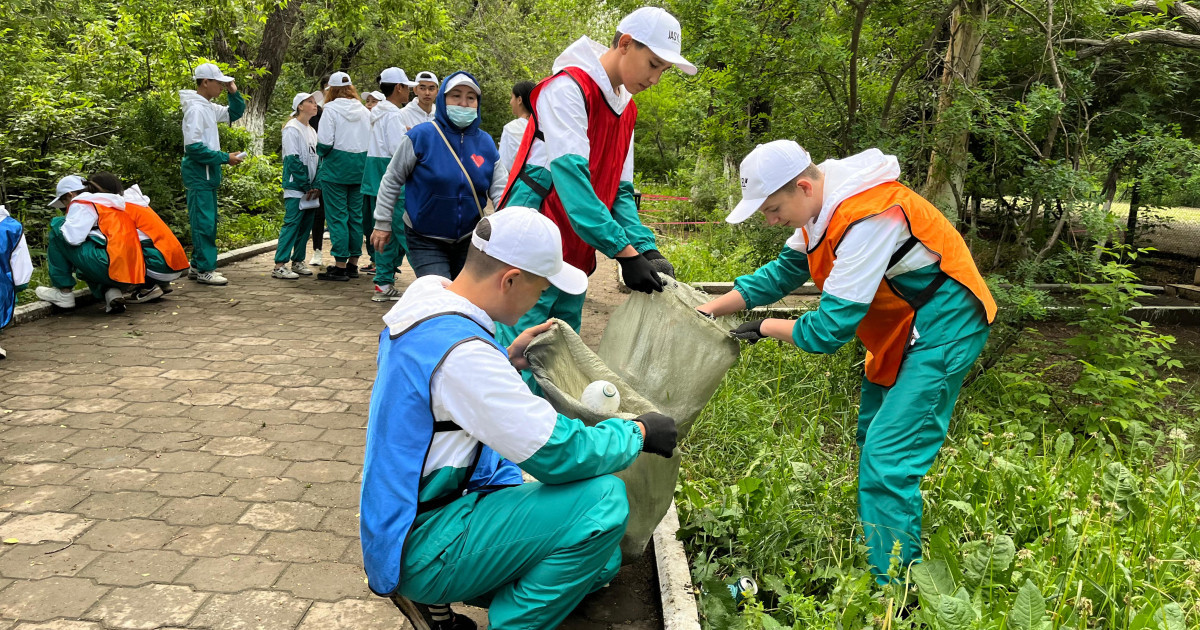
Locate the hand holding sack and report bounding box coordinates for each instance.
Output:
[617,253,664,293]
[636,412,677,457]
[730,319,768,343]
[641,249,675,279]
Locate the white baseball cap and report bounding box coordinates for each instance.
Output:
[414,71,438,84]
[292,92,314,111]
[329,71,353,87]
[379,67,418,87]
[193,63,234,83]
[727,141,813,224]
[49,175,86,208]
[616,7,697,76]
[443,74,480,96]
[472,207,588,295]
[365,91,385,102]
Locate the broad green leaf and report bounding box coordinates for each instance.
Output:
[1156,603,1186,630]
[911,560,956,609]
[962,535,1016,588]
[1008,579,1046,630]
[936,595,975,630]
[1054,432,1074,459]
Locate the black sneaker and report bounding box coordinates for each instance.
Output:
[345,263,360,279]
[389,596,476,630]
[318,265,349,282]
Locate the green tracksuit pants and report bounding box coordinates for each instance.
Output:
[856,329,989,583]
[362,195,376,263]
[274,198,316,265]
[186,188,219,272]
[47,217,121,299]
[321,182,362,261]
[371,226,408,287]
[494,285,588,392]
[141,241,184,282]
[399,476,627,630]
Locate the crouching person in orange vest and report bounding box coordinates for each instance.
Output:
[698,141,997,584]
[123,184,190,302]
[35,173,146,315]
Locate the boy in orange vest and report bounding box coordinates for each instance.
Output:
[697,141,996,584]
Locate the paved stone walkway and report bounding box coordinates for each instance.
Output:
[0,251,660,629]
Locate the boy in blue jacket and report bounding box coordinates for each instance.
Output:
[0,204,33,359]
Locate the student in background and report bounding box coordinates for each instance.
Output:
[273,93,321,280]
[397,71,438,131]
[362,68,417,301]
[365,91,384,110]
[123,184,189,301]
[0,203,33,360]
[180,62,244,286]
[310,74,331,267]
[316,72,371,282]
[499,81,534,172]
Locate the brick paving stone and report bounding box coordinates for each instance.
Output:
[153,497,248,527]
[172,392,238,406]
[74,493,166,520]
[221,478,306,502]
[84,583,207,630]
[75,519,181,552]
[254,363,310,376]
[334,446,364,466]
[123,416,198,434]
[238,502,326,532]
[187,419,256,437]
[2,464,81,487]
[0,577,109,621]
[274,561,370,601]
[0,486,89,514]
[61,428,140,448]
[209,455,289,478]
[296,598,401,630]
[302,413,364,431]
[0,410,69,427]
[0,513,94,544]
[11,621,104,630]
[191,590,310,630]
[290,400,350,414]
[57,399,128,414]
[281,461,359,483]
[75,469,159,493]
[222,383,281,398]
[0,427,76,445]
[141,451,219,473]
[0,442,82,465]
[158,369,217,381]
[163,380,226,395]
[273,387,335,402]
[2,397,65,412]
[253,424,325,443]
[316,428,364,447]
[144,472,232,498]
[77,549,193,586]
[2,372,63,384]
[177,556,286,593]
[200,437,271,457]
[0,542,102,580]
[229,396,294,411]
[267,441,341,462]
[64,448,150,470]
[163,524,264,557]
[240,409,308,425]
[129,433,208,453]
[315,508,358,538]
[299,482,359,509]
[255,531,352,564]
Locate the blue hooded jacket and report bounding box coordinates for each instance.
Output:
[404,70,500,241]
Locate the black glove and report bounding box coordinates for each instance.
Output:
[617,254,664,294]
[730,319,768,343]
[636,412,677,457]
[696,309,716,320]
[641,249,676,279]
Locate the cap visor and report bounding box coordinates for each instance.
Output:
[726,197,766,224]
[547,263,589,295]
[648,46,698,75]
[404,81,418,87]
[48,197,65,209]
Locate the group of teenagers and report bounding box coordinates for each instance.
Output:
[2,5,999,629]
[353,5,996,630]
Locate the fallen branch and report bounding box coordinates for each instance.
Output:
[1061,29,1200,58]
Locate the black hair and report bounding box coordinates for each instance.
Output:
[378,81,400,98]
[512,81,535,116]
[611,31,648,49]
[86,171,124,195]
[319,73,332,89]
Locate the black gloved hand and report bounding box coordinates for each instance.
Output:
[617,254,664,294]
[636,412,678,458]
[641,249,676,279]
[696,309,716,320]
[730,319,768,343]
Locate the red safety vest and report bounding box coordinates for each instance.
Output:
[499,66,638,275]
[124,202,190,272]
[75,199,145,285]
[803,181,997,387]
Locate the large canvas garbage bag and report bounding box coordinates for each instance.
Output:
[525,278,740,560]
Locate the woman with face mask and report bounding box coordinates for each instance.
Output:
[370,71,508,280]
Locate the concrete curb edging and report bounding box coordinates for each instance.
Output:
[654,502,701,629]
[10,238,279,327]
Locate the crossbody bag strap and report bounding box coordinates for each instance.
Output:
[432,123,486,219]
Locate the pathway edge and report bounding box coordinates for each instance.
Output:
[654,501,701,630]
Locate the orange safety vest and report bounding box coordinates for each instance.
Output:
[803,181,997,387]
[124,202,190,272]
[76,199,145,285]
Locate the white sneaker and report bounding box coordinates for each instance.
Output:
[193,270,228,285]
[104,288,126,314]
[309,250,323,266]
[372,284,402,302]
[0,344,6,360]
[291,261,313,276]
[35,286,76,309]
[127,284,164,303]
[272,266,300,280]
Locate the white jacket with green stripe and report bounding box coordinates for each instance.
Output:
[362,99,407,197]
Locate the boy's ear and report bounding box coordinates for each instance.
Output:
[616,33,633,52]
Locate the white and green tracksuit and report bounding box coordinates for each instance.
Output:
[316,97,370,262]
[362,99,408,286]
[179,89,244,272]
[277,119,319,264]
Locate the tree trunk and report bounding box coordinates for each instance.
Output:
[844,0,871,153]
[235,0,303,154]
[1100,163,1120,213]
[923,0,989,222]
[1124,180,1142,247]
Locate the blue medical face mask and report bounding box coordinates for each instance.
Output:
[446,104,478,128]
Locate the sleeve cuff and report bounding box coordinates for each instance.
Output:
[374,221,392,232]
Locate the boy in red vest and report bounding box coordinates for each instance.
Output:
[495,7,696,350]
[698,141,997,584]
